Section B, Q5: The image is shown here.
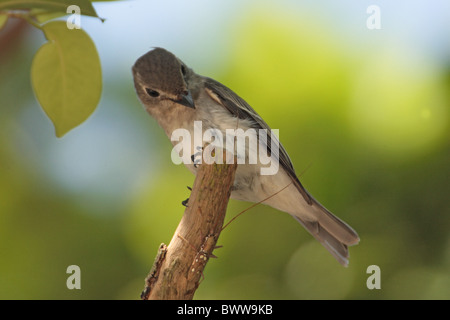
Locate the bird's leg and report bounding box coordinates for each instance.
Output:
[191,146,204,168]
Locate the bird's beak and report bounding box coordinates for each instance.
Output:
[175,91,195,109]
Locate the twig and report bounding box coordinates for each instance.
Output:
[141,151,237,300]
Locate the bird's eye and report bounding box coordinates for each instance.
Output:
[145,88,160,98]
[181,64,187,76]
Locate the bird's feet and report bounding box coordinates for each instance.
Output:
[191,146,203,168]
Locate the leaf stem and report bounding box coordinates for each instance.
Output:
[7,11,42,30]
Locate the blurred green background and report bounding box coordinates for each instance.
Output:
[0,0,449,299]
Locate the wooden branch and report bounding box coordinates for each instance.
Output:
[141,152,237,300]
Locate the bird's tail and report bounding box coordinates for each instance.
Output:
[292,197,360,267]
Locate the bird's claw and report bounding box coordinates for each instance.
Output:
[191,146,203,168]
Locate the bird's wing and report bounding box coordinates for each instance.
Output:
[204,77,313,205]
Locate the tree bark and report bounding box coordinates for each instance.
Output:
[141,153,237,300]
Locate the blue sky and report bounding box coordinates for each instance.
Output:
[82,0,450,75]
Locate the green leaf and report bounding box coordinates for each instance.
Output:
[31,21,102,137]
[0,0,100,19]
[0,13,7,29]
